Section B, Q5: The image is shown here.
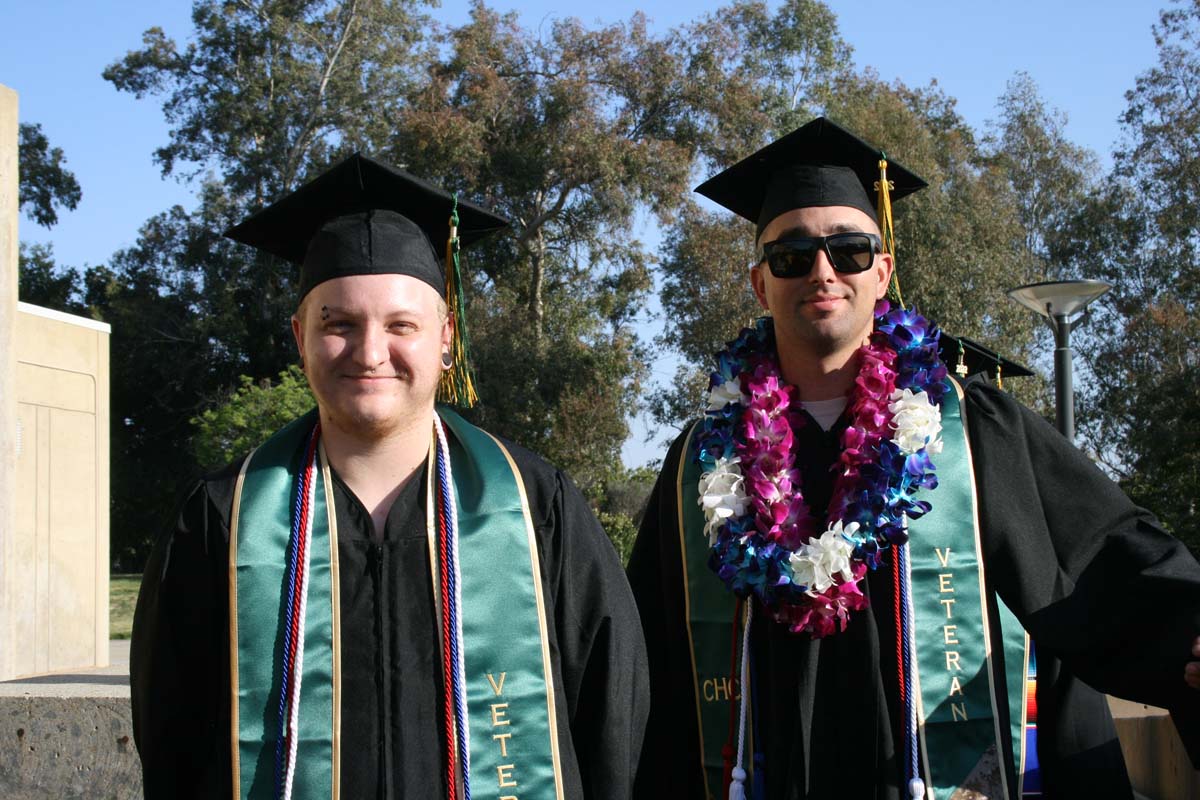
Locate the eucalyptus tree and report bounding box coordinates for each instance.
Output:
[391,3,709,484]
[98,0,435,566]
[1057,0,1200,552]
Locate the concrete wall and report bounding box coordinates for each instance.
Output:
[1111,699,1200,800]
[1,84,19,683]
[9,304,110,678]
[1,84,112,682]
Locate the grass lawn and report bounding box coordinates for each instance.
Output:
[111,573,141,640]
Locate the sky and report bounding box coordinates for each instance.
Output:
[0,0,1168,467]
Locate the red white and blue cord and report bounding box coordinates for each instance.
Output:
[434,417,472,800]
[275,424,321,800]
[272,420,471,799]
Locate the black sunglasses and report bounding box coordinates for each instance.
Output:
[759,232,882,278]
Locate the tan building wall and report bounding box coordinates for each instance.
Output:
[0,84,112,681]
[8,303,111,678]
[1,83,20,681]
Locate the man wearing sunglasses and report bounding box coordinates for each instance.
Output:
[628,117,1200,799]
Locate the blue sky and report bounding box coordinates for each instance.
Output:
[1,0,1167,466]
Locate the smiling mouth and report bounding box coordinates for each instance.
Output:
[804,295,845,306]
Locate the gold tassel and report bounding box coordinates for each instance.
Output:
[995,360,1003,391]
[437,198,478,407]
[875,157,904,308]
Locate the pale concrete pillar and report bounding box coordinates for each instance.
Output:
[0,84,18,681]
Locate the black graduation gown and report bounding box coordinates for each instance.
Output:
[131,434,649,800]
[628,376,1200,799]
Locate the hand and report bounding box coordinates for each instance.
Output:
[1187,636,1200,690]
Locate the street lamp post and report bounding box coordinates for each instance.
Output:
[1007,280,1112,441]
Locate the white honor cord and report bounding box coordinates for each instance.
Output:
[729,600,753,800]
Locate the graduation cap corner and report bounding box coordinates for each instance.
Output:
[939,335,1033,386]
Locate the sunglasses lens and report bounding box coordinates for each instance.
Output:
[827,234,876,273]
[765,241,819,277]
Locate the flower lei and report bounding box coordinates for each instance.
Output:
[694,301,949,638]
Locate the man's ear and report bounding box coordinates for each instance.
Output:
[874,251,895,301]
[291,314,306,365]
[750,263,771,311]
[442,312,454,356]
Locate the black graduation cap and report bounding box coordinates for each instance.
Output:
[224,152,508,300]
[695,117,927,240]
[940,335,1034,383]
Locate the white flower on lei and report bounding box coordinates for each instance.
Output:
[706,378,747,411]
[788,521,859,593]
[889,388,943,455]
[698,457,749,545]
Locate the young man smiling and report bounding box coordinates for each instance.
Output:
[750,203,892,403]
[131,154,649,800]
[629,118,1200,799]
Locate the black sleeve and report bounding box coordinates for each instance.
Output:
[626,429,708,799]
[526,458,650,800]
[130,472,237,800]
[965,379,1200,764]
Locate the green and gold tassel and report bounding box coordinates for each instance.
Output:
[438,197,479,407]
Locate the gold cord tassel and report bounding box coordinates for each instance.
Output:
[437,198,478,407]
[875,157,904,308]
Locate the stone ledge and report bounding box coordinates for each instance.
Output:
[0,695,139,800]
[0,641,140,799]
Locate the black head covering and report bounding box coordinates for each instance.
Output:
[941,335,1034,381]
[224,153,508,300]
[695,117,927,240]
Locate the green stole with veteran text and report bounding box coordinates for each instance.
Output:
[229,408,564,800]
[678,382,1033,799]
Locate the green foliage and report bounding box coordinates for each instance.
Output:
[824,74,1044,388]
[655,64,1051,426]
[675,0,850,169]
[587,465,659,565]
[984,72,1098,267]
[81,212,232,568]
[18,243,88,314]
[192,365,315,469]
[103,0,432,196]
[595,511,638,567]
[1121,365,1200,556]
[109,574,142,640]
[651,203,761,430]
[392,3,703,488]
[89,0,1192,570]
[17,122,81,228]
[1050,1,1200,552]
[98,0,436,567]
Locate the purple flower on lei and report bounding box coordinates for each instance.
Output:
[694,306,948,638]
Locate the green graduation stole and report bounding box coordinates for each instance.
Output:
[677,424,743,799]
[677,382,1033,799]
[229,408,564,799]
[905,383,1031,798]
